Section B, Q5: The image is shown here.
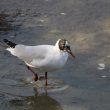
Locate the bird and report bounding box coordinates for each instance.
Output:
[3,38,75,86]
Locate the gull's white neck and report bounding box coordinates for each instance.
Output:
[53,39,69,66]
[54,39,61,51]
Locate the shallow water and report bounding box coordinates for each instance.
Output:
[0,0,110,110]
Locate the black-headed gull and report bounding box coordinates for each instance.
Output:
[3,39,75,86]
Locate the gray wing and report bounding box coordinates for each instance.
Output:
[13,45,53,65]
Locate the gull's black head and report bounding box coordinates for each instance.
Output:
[58,39,75,58]
[58,39,70,51]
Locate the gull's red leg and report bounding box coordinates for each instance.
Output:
[27,66,38,81]
[45,72,48,86]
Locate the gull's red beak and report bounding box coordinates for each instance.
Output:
[66,49,75,59]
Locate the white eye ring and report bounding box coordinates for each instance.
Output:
[65,41,69,46]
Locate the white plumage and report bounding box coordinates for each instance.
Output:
[4,39,75,86]
[6,40,68,72]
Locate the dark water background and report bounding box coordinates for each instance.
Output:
[0,0,110,110]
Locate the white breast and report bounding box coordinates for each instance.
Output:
[30,50,69,72]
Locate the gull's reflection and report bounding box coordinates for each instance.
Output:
[9,87,63,110]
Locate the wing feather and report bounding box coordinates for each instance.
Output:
[13,45,54,64]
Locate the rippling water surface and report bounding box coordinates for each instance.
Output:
[0,0,110,110]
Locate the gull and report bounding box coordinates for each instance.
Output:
[3,39,75,86]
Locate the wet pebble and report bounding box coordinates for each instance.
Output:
[20,39,26,43]
[97,63,105,70]
[107,55,110,58]
[39,19,45,23]
[9,36,15,38]
[60,13,67,16]
[101,75,108,78]
[27,101,32,105]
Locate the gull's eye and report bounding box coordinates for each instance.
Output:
[66,45,70,50]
